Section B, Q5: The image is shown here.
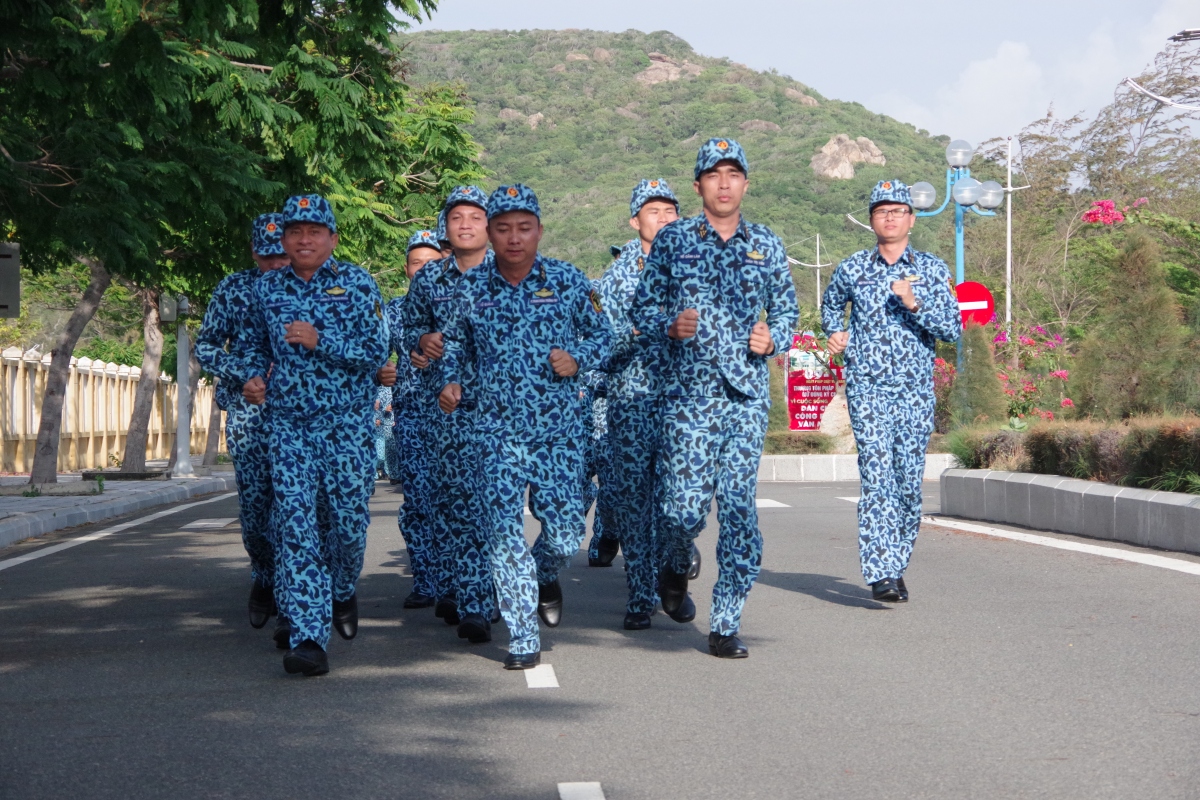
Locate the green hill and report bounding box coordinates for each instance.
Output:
[397,28,995,307]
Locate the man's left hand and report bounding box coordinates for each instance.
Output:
[285,321,319,350]
[377,361,397,387]
[748,321,774,356]
[549,348,578,377]
[891,279,919,312]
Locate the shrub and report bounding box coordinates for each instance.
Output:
[951,323,1007,428]
[763,431,835,455]
[945,427,1025,470]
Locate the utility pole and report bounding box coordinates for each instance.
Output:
[795,234,833,309]
[1003,136,1031,333]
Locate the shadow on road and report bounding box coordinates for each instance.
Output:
[755,568,890,610]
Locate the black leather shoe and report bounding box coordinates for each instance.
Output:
[456,613,492,644]
[537,580,563,627]
[588,536,620,567]
[623,611,651,630]
[490,606,502,624]
[332,594,358,640]
[896,577,909,602]
[658,568,688,615]
[871,578,901,602]
[503,651,541,670]
[687,544,702,580]
[273,617,291,650]
[708,632,749,659]
[403,591,435,609]
[665,592,696,623]
[435,598,460,626]
[283,640,329,676]
[248,582,275,629]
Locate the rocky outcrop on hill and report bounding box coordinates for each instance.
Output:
[740,119,781,132]
[785,87,819,106]
[810,134,886,180]
[634,52,703,86]
[499,108,546,129]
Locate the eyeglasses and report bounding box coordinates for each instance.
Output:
[871,208,911,221]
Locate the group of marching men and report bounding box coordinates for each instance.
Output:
[197,135,962,677]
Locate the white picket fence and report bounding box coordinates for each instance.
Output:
[0,346,222,473]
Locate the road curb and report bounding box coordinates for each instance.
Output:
[758,453,957,482]
[0,476,238,549]
[940,468,1200,556]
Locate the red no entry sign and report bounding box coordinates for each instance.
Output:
[955,281,994,327]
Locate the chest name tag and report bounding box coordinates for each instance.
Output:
[475,300,499,310]
[433,295,455,303]
[678,252,703,263]
[531,297,559,305]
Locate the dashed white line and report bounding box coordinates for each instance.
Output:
[558,782,605,800]
[180,517,239,530]
[755,499,791,508]
[524,663,559,688]
[0,492,238,572]
[923,516,1200,577]
[837,496,861,503]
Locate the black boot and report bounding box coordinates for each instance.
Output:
[248,582,275,629]
[589,536,620,567]
[871,578,901,602]
[332,594,358,640]
[687,543,702,580]
[537,580,563,627]
[283,640,329,676]
[273,616,291,650]
[708,632,749,659]
[658,568,688,616]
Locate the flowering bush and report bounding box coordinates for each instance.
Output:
[1081,199,1125,226]
[933,356,956,433]
[990,318,1074,427]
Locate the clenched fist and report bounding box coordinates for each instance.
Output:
[826,331,849,355]
[243,376,267,405]
[376,361,397,387]
[439,383,462,414]
[668,308,699,340]
[549,348,578,377]
[284,321,319,350]
[748,321,774,355]
[419,332,444,360]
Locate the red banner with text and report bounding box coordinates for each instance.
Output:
[786,333,843,431]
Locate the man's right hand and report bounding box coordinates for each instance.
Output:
[243,376,267,405]
[668,308,699,340]
[438,383,462,414]
[827,331,849,355]
[410,350,430,369]
[376,361,397,387]
[419,332,445,360]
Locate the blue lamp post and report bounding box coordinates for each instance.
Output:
[910,139,1004,285]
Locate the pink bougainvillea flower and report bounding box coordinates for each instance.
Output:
[1050,369,1069,380]
[1034,325,1047,335]
[1019,336,1036,346]
[993,331,1009,344]
[1061,398,1075,408]
[1082,199,1126,226]
[1053,334,1063,342]
[934,357,945,367]
[1133,197,1148,208]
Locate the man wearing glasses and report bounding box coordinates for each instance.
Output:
[821,180,960,604]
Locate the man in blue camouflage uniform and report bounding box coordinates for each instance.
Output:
[372,385,394,479]
[403,186,497,643]
[822,180,960,603]
[581,360,613,566]
[440,184,612,670]
[196,213,290,646]
[595,178,685,629]
[633,139,799,658]
[382,230,442,609]
[238,194,388,676]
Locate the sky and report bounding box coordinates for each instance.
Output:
[405,0,1196,149]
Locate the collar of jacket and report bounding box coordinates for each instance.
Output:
[282,257,339,281]
[870,244,916,269]
[692,213,749,242]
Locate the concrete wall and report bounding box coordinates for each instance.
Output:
[758,453,956,482]
[940,469,1200,556]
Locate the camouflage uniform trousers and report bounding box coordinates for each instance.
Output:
[269,412,374,649]
[481,436,586,655]
[393,395,440,599]
[225,404,276,596]
[426,399,494,619]
[846,381,934,585]
[584,396,616,560]
[604,394,664,615]
[657,391,769,636]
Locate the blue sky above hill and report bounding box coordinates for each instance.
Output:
[408,0,1195,150]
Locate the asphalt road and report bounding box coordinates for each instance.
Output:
[1,481,1199,799]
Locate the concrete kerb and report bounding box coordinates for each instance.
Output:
[758,453,957,482]
[0,476,238,549]
[940,468,1200,556]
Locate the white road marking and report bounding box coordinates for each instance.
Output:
[181,518,239,530]
[558,782,605,800]
[755,499,790,508]
[524,663,559,688]
[838,496,861,503]
[0,492,238,572]
[524,507,532,517]
[923,516,1200,577]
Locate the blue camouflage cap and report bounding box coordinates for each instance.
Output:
[869,179,913,212]
[694,137,749,180]
[251,212,285,257]
[435,209,449,247]
[629,178,679,218]
[281,194,336,233]
[487,184,540,220]
[406,229,441,255]
[444,185,490,215]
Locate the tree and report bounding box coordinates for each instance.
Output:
[1070,233,1188,418]
[951,323,1007,428]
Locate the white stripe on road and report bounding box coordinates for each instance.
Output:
[958,300,989,310]
[838,496,861,503]
[0,492,238,572]
[525,663,559,688]
[922,516,1200,576]
[558,783,605,800]
[181,517,239,530]
[755,499,791,508]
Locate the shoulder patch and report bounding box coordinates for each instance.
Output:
[375,301,383,319]
[947,277,958,299]
[589,290,603,313]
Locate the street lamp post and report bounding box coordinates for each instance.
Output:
[910,139,1004,286]
[172,296,195,477]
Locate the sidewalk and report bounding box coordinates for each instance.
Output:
[0,457,237,549]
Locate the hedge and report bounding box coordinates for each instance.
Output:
[945,418,1200,492]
